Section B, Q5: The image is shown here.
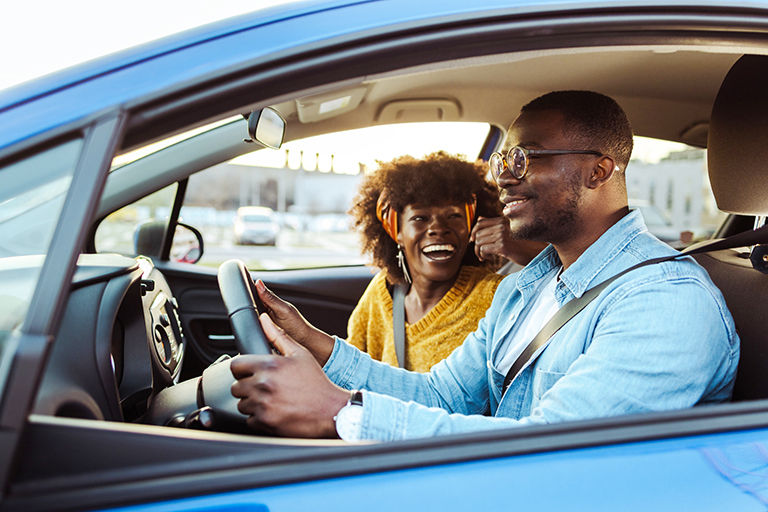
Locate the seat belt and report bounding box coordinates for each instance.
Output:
[393,283,407,368]
[502,223,768,394]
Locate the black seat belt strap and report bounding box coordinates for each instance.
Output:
[501,223,768,394]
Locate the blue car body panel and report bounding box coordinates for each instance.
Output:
[0,0,740,152]
[4,0,768,510]
[104,428,768,511]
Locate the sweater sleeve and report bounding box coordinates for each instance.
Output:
[346,271,385,352]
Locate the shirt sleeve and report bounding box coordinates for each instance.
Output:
[323,276,524,439]
[325,271,737,441]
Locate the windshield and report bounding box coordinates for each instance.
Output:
[0,139,82,361]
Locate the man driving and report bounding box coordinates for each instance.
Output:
[230,90,739,441]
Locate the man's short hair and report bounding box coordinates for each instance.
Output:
[521,90,634,169]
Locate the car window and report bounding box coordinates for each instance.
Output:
[94,184,177,256]
[627,137,724,246]
[0,139,82,355]
[177,122,491,270]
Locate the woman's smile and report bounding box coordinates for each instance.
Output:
[421,243,457,261]
[399,203,469,285]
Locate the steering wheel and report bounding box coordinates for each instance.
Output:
[144,259,270,429]
[217,259,272,355]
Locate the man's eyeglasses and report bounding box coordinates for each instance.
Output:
[489,146,603,182]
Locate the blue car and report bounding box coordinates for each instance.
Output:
[2,1,768,510]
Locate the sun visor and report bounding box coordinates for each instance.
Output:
[295,86,368,123]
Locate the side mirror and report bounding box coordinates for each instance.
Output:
[171,223,204,264]
[134,220,204,264]
[246,107,286,149]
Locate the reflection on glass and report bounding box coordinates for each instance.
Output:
[0,138,82,378]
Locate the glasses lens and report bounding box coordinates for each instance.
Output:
[489,153,504,180]
[510,147,527,179]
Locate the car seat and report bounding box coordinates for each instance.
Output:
[694,54,768,401]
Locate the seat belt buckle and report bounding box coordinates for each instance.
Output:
[750,245,768,274]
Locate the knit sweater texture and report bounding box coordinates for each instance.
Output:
[347,265,503,372]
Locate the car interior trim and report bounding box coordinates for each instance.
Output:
[119,10,768,152]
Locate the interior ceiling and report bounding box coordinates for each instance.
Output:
[273,47,743,148]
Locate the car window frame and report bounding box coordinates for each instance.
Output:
[0,110,127,488]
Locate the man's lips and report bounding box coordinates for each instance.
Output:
[502,196,530,216]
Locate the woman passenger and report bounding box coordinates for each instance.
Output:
[346,152,530,371]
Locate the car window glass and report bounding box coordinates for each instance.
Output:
[179,122,491,270]
[94,184,177,256]
[0,138,82,353]
[627,137,724,247]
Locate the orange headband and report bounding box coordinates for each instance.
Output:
[376,193,399,241]
[376,193,477,241]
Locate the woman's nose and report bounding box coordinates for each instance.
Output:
[427,216,450,233]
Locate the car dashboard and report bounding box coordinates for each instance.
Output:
[34,254,185,423]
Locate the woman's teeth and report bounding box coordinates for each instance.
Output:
[422,244,455,260]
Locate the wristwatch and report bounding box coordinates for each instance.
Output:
[334,390,364,441]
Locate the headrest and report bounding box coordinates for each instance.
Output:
[708,55,768,215]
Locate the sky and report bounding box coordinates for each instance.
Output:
[1,0,684,163]
[0,0,299,91]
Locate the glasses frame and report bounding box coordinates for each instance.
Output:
[489,145,604,182]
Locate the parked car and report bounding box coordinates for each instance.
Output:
[233,206,280,245]
[2,1,768,511]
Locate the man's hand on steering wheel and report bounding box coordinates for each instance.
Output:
[230,313,349,438]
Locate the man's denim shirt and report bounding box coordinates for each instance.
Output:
[324,210,740,441]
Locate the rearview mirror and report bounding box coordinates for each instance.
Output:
[246,107,286,149]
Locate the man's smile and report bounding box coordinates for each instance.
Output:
[501,195,530,216]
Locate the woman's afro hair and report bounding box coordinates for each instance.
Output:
[348,151,503,284]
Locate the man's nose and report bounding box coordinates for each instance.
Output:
[496,166,523,188]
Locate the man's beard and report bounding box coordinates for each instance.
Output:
[509,175,583,243]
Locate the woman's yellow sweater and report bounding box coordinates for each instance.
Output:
[346,265,504,372]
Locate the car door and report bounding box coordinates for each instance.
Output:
[6,2,768,512]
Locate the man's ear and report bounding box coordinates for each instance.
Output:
[586,155,618,189]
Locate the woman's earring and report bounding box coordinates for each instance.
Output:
[397,245,412,284]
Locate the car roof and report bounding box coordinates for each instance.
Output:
[4,0,765,156]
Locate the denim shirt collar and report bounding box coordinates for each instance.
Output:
[515,210,647,303]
